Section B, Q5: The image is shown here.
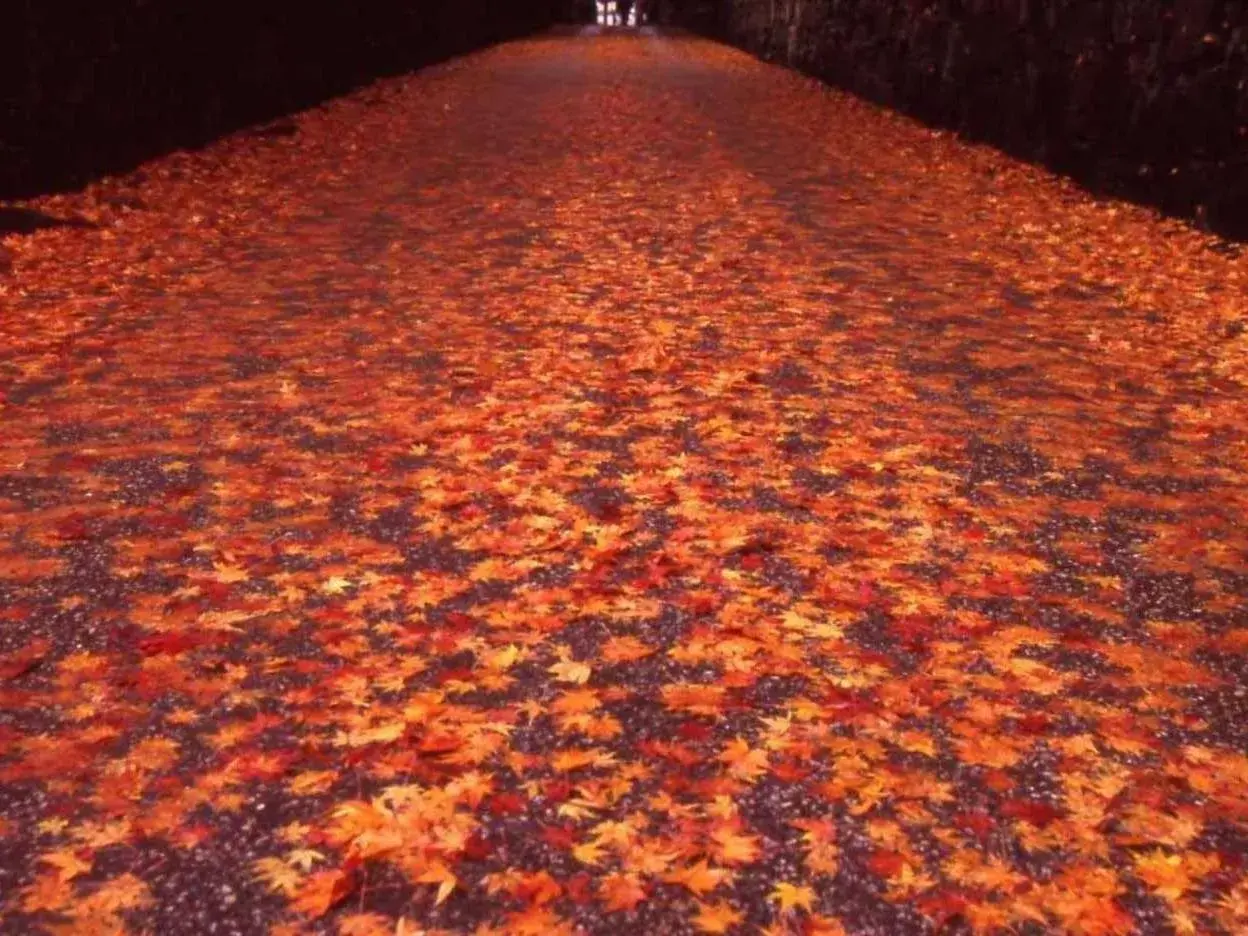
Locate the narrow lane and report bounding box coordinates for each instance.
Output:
[3,31,1248,935]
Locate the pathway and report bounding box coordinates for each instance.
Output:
[3,30,1248,936]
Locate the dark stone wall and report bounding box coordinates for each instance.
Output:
[2,0,560,199]
[681,0,1248,239]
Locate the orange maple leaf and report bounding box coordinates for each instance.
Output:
[551,747,613,772]
[337,914,394,936]
[803,917,849,936]
[693,899,744,933]
[21,871,72,914]
[599,871,648,911]
[415,860,458,905]
[954,734,1021,769]
[718,737,769,782]
[666,859,731,896]
[292,869,356,918]
[661,682,728,715]
[1132,849,1218,902]
[288,770,338,796]
[502,907,578,936]
[551,688,601,714]
[0,637,49,680]
[709,822,762,866]
[39,848,93,884]
[601,635,654,663]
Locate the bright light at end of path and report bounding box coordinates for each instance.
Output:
[596,1,641,26]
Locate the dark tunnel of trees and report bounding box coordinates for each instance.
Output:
[4,1,1247,239]
[3,0,566,201]
[695,0,1248,240]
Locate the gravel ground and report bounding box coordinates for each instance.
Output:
[2,28,1248,936]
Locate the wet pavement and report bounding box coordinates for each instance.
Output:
[3,29,1248,936]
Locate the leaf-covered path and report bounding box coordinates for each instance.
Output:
[4,30,1248,936]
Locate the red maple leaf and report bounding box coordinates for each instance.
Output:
[1000,799,1062,827]
[0,639,49,680]
[866,850,905,877]
[540,824,578,850]
[488,793,527,816]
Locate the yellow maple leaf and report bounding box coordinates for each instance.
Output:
[253,857,302,896]
[573,839,606,865]
[279,821,312,845]
[771,881,816,913]
[320,575,354,594]
[1133,850,1218,902]
[484,643,521,670]
[126,737,181,771]
[288,771,338,796]
[286,849,326,872]
[213,563,251,583]
[896,731,937,758]
[36,817,70,837]
[781,609,843,639]
[549,658,592,684]
[591,817,642,848]
[1133,850,1189,901]
[343,721,405,747]
[557,800,599,821]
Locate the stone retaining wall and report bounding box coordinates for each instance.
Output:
[683,0,1248,239]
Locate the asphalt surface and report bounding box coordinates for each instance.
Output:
[3,28,1248,936]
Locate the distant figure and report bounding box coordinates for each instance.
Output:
[618,0,633,27]
[634,0,647,25]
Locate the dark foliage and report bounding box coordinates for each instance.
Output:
[2,0,561,200]
[683,0,1248,240]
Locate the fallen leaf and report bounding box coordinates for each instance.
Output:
[293,869,356,918]
[770,881,816,913]
[693,899,744,933]
[549,658,592,684]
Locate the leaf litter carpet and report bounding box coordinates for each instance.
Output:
[4,30,1248,936]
